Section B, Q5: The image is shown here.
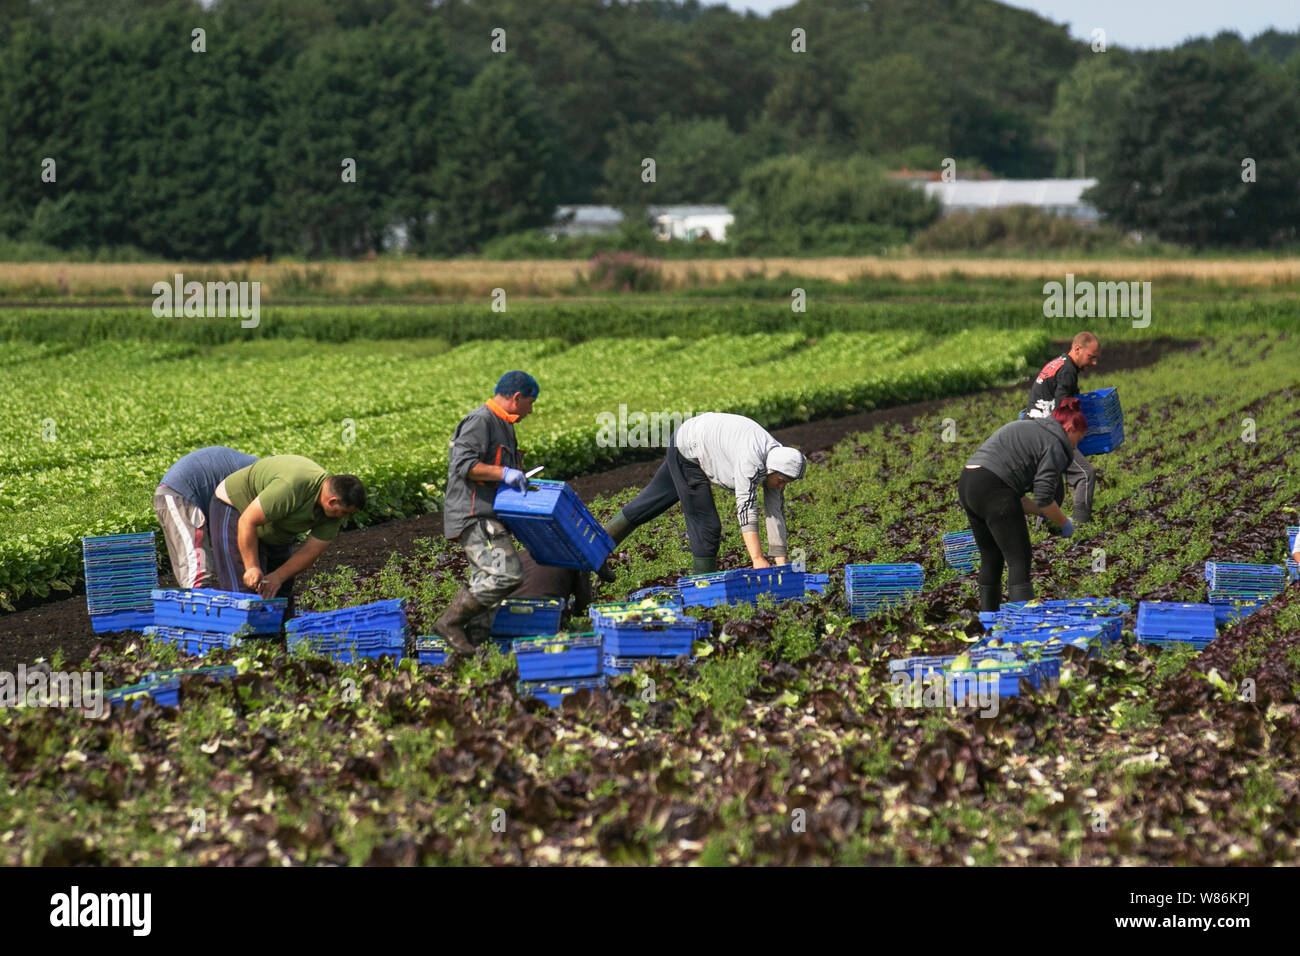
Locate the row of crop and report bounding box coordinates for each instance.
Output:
[0,298,1292,348]
[0,329,1047,606]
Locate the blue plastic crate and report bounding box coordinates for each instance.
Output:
[105,678,180,710]
[144,665,238,684]
[143,624,246,655]
[677,568,805,607]
[514,634,604,680]
[288,628,406,662]
[1135,601,1216,645]
[590,615,706,657]
[493,479,614,570]
[1204,562,1287,592]
[804,573,829,594]
[89,608,155,633]
[628,584,683,604]
[1078,425,1124,456]
[415,637,451,667]
[1207,592,1270,626]
[152,588,287,635]
[517,676,607,708]
[1289,559,1299,582]
[490,598,564,637]
[602,654,694,676]
[945,665,1043,698]
[285,598,406,636]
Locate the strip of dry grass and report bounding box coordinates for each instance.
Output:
[4,256,1300,298]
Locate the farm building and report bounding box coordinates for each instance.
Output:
[920,179,1101,223]
[550,205,735,241]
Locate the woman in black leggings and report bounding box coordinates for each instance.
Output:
[958,398,1089,611]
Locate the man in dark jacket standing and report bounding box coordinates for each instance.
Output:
[1025,331,1101,522]
[433,371,538,652]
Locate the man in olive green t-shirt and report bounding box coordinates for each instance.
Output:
[209,455,367,616]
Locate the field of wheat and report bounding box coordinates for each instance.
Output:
[5,256,1300,299]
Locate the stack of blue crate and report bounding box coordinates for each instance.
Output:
[942,531,979,572]
[489,597,565,652]
[986,598,1128,643]
[514,631,607,707]
[1134,601,1217,648]
[146,588,287,655]
[82,532,159,633]
[677,567,805,608]
[590,601,708,678]
[286,598,407,662]
[844,564,924,619]
[889,648,1055,699]
[1204,562,1287,626]
[1077,387,1125,455]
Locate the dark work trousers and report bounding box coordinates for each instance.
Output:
[209,496,297,621]
[1053,445,1097,523]
[621,447,722,560]
[958,466,1034,598]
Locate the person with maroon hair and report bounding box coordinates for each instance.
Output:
[1025,332,1101,522]
[958,398,1090,611]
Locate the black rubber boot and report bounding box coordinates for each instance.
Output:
[596,510,635,583]
[691,553,718,575]
[1008,581,1035,604]
[978,584,1001,613]
[433,587,485,653]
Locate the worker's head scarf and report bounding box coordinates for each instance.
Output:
[766,446,806,480]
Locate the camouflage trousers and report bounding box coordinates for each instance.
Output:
[461,518,524,605]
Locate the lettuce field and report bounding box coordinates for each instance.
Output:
[2,280,1299,866]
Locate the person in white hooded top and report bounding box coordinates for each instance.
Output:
[598,412,807,577]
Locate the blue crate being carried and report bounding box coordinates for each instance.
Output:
[492,479,613,570]
[152,588,287,635]
[1076,387,1125,455]
[1134,601,1216,646]
[513,633,604,680]
[490,597,564,637]
[517,676,607,708]
[285,598,406,636]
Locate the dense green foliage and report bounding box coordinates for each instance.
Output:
[1088,44,1300,247]
[4,0,1300,255]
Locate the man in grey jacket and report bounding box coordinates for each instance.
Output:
[433,371,537,652]
[600,412,806,575]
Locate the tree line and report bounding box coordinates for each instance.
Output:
[0,0,1297,258]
